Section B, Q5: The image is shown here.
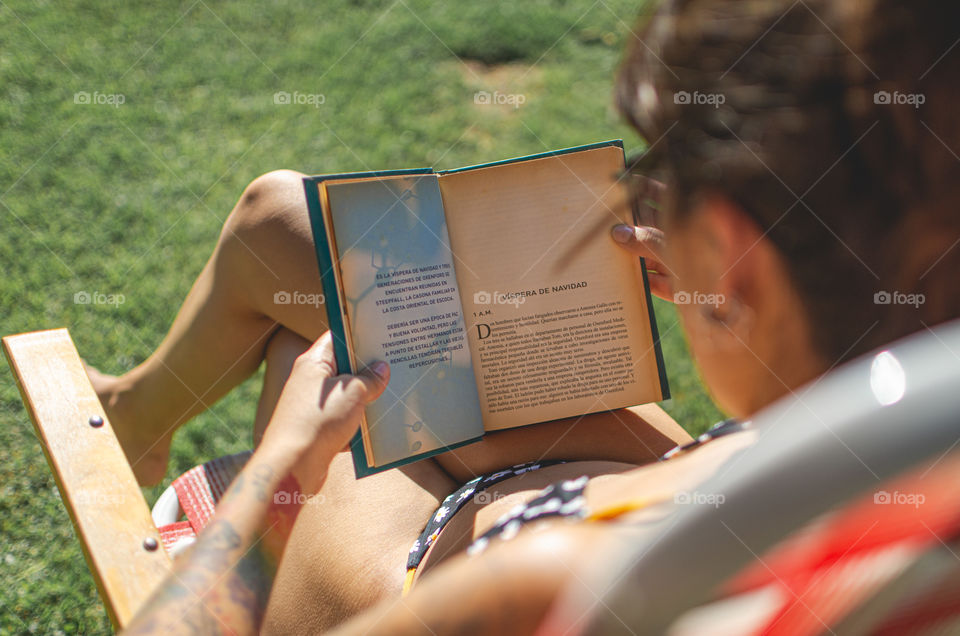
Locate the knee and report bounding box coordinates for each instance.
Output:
[222,169,309,248]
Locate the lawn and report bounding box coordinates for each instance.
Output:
[0,0,724,632]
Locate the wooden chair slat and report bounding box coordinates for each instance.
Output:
[3,328,171,629]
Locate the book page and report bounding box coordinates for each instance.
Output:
[439,146,665,431]
[324,175,485,466]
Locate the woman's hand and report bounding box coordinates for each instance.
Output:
[611,175,674,302]
[124,333,389,636]
[258,331,390,494]
[125,335,388,636]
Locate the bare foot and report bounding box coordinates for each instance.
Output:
[84,362,173,486]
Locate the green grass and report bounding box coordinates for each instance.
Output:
[0,0,724,632]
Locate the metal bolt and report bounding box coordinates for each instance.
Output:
[143,537,159,552]
[89,415,104,428]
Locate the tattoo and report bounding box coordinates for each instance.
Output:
[126,579,229,635]
[180,604,225,633]
[192,521,242,574]
[250,464,274,502]
[125,516,279,634]
[227,545,275,625]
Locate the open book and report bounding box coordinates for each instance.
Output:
[304,140,669,477]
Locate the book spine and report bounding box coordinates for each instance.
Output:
[302,177,353,374]
[625,154,671,401]
[638,258,671,400]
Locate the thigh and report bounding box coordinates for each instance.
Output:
[264,453,455,632]
[256,328,456,632]
[433,404,692,483]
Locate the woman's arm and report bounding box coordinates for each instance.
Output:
[327,523,615,636]
[122,333,389,635]
[123,452,299,634]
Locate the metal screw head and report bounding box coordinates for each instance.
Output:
[88,415,104,428]
[143,537,159,552]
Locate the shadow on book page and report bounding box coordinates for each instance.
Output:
[325,175,485,466]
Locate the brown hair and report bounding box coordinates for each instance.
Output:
[617,0,960,362]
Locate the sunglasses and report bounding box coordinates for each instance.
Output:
[550,147,667,266]
[619,148,668,228]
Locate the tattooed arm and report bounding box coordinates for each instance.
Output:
[123,333,389,635]
[122,456,295,634]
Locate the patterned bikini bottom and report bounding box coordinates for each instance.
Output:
[405,419,746,593]
[405,460,587,588]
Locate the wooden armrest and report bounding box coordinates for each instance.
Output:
[3,329,171,629]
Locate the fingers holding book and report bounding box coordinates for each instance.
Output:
[258,331,390,492]
[611,223,673,301]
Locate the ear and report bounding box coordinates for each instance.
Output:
[697,193,814,361]
[698,194,774,307]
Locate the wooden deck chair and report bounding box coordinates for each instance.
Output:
[3,328,247,630]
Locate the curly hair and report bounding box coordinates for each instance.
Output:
[617,0,960,362]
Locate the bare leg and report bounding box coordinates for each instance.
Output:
[78,166,692,625]
[88,168,691,486]
[252,327,457,632]
[433,403,691,483]
[89,170,328,484]
[253,331,688,631]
